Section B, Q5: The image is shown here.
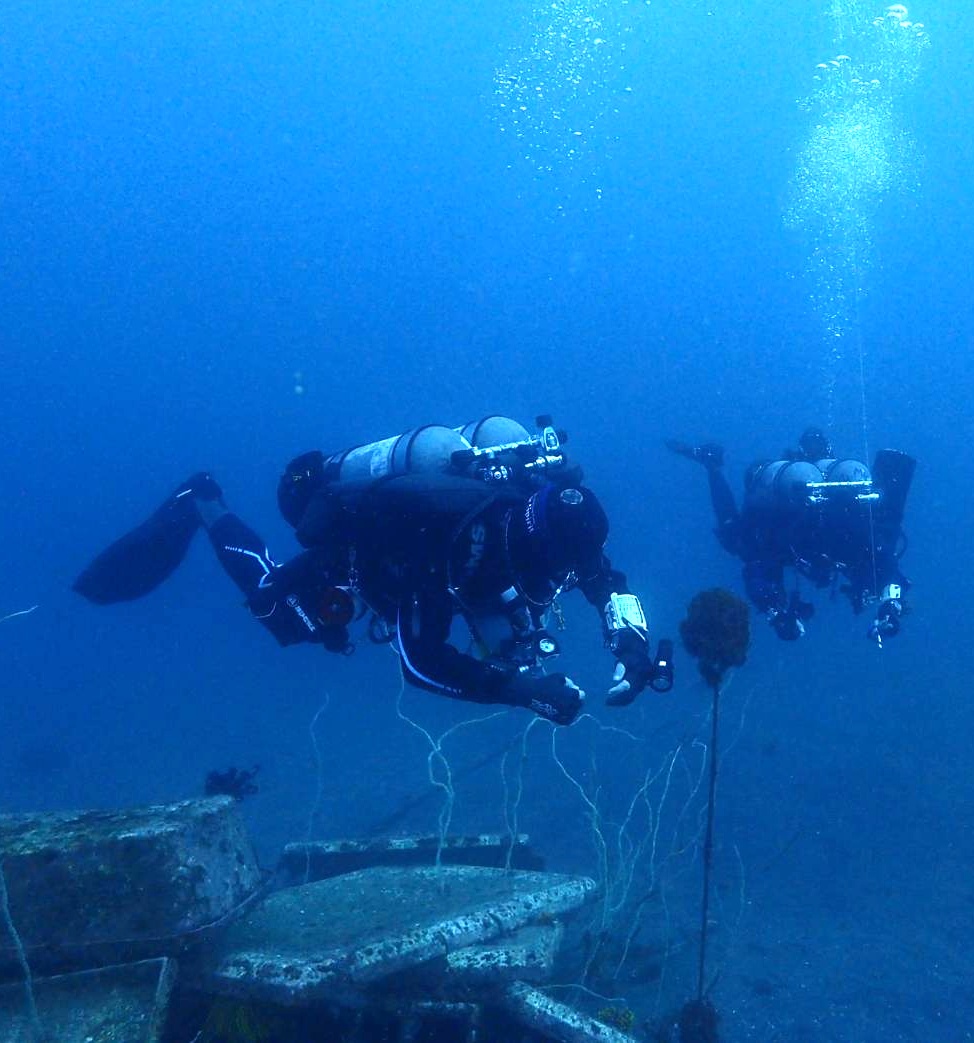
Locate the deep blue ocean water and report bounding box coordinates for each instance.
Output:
[2,1,972,1039]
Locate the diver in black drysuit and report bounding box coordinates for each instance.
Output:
[74,437,672,726]
[666,428,915,644]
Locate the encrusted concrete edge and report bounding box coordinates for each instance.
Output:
[284,834,532,857]
[445,922,564,985]
[503,981,642,1043]
[346,875,596,984]
[279,833,544,881]
[210,873,596,1004]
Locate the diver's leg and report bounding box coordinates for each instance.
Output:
[742,559,786,616]
[204,511,332,646]
[666,439,738,538]
[203,513,276,599]
[203,507,346,648]
[708,468,739,537]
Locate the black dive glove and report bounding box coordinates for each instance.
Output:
[607,627,654,706]
[867,595,902,646]
[504,672,585,726]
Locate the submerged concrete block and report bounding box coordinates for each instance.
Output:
[0,957,176,1043]
[280,832,544,882]
[503,982,642,1043]
[0,797,262,972]
[445,921,563,986]
[390,921,563,1001]
[207,865,596,1006]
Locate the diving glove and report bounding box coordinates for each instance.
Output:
[505,672,585,726]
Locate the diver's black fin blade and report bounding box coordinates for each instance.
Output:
[872,449,916,530]
[664,438,695,459]
[73,498,200,604]
[665,439,724,470]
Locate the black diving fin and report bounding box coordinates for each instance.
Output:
[871,449,916,532]
[73,475,214,604]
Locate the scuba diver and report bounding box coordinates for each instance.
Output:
[666,427,916,646]
[74,416,674,726]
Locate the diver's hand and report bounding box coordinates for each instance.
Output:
[507,672,585,726]
[868,598,902,645]
[606,627,653,706]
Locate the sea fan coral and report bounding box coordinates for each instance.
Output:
[679,588,750,687]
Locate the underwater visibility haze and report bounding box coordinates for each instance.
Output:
[2,0,973,1038]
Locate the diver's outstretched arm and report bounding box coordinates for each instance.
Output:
[577,559,671,701]
[395,585,582,725]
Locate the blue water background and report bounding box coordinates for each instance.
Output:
[2,1,972,1038]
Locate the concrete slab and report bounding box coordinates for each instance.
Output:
[0,796,262,973]
[207,865,596,1006]
[0,957,175,1043]
[503,981,642,1043]
[445,922,563,986]
[280,832,543,882]
[389,921,563,1000]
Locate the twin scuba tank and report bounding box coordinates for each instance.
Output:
[744,457,876,515]
[279,415,565,542]
[318,414,566,490]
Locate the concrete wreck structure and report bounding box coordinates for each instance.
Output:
[0,797,641,1042]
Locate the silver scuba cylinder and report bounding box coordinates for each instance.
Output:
[324,425,471,483]
[279,415,546,545]
[456,415,531,447]
[745,457,874,513]
[745,460,824,513]
[807,458,874,506]
[322,416,532,484]
[815,458,871,484]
